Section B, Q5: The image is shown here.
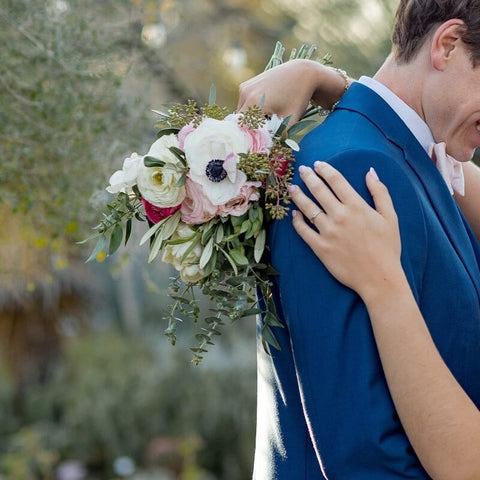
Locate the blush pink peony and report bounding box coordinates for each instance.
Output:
[225,113,273,154]
[181,179,219,224]
[217,181,261,217]
[242,125,272,154]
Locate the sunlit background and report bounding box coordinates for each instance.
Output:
[0,0,396,478]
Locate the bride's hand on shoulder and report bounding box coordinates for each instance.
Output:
[290,162,403,299]
[237,60,349,124]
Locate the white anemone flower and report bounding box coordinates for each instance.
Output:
[183,118,249,205]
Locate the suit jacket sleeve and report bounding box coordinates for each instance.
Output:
[270,147,429,478]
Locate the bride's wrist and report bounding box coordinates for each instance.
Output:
[358,264,408,307]
[311,65,351,110]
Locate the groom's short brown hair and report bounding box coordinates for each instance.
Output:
[392,0,480,66]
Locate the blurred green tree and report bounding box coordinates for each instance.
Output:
[1,0,155,244]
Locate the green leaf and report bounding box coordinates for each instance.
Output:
[77,232,100,245]
[262,324,281,351]
[288,119,318,136]
[156,127,180,138]
[144,156,165,168]
[132,185,142,198]
[125,218,132,245]
[148,231,164,263]
[209,84,216,105]
[160,211,182,242]
[230,214,246,227]
[176,233,199,262]
[249,205,259,222]
[218,247,238,276]
[265,312,284,328]
[284,138,300,152]
[199,236,214,269]
[201,222,216,244]
[254,229,266,263]
[240,220,251,234]
[175,174,187,188]
[108,224,123,255]
[139,219,165,246]
[202,248,218,277]
[276,115,292,137]
[164,235,195,246]
[229,249,249,266]
[215,224,224,244]
[239,308,263,318]
[86,235,107,263]
[245,222,257,240]
[168,146,186,165]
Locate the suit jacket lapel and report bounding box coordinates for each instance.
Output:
[336,83,480,301]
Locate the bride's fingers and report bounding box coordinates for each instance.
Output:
[298,165,342,215]
[288,184,326,227]
[366,168,398,224]
[291,210,324,253]
[313,161,366,206]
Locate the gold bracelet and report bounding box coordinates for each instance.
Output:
[312,67,350,116]
[330,67,350,111]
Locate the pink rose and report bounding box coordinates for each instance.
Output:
[142,199,181,224]
[218,181,261,217]
[178,123,196,150]
[225,113,272,154]
[180,179,219,224]
[243,126,272,154]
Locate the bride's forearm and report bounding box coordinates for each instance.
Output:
[362,275,480,480]
[237,59,353,123]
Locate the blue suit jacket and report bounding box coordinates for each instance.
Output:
[254,83,480,479]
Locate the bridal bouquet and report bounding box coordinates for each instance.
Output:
[84,43,326,363]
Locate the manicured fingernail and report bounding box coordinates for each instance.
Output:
[287,184,297,193]
[299,165,308,174]
[292,210,298,217]
[368,167,379,180]
[314,161,326,169]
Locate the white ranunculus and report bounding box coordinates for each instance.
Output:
[162,224,204,282]
[106,152,143,193]
[183,118,249,205]
[137,134,186,207]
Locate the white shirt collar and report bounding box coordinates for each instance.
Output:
[357,76,434,154]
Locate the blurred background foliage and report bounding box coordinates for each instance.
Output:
[0,0,397,478]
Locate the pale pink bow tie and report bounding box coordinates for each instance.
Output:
[428,142,465,196]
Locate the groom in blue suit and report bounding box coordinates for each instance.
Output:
[254,1,480,478]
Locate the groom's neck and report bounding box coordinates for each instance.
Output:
[374,52,428,122]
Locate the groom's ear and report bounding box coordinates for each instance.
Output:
[431,19,466,71]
